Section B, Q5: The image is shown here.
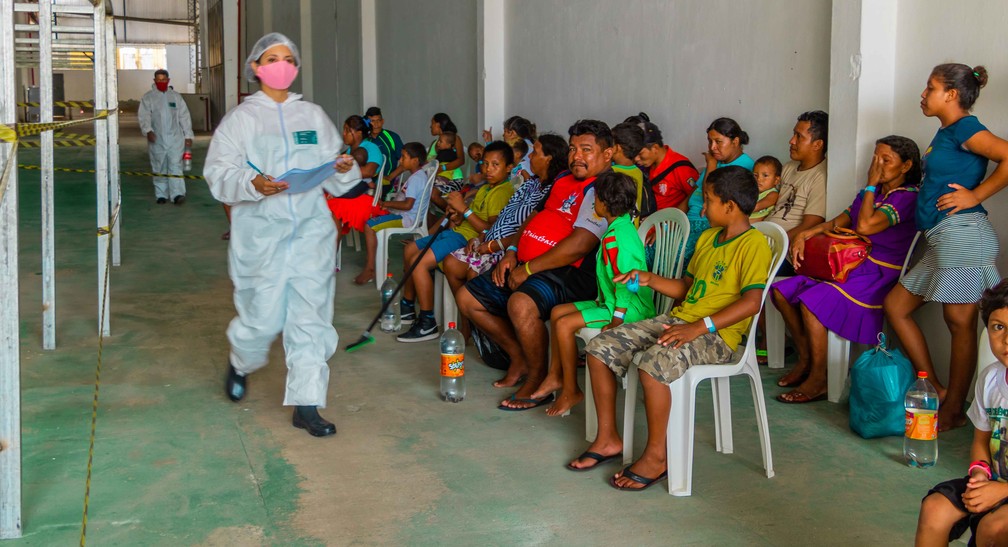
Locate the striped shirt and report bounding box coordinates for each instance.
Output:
[486,175,552,241]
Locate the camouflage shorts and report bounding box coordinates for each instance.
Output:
[584,316,734,384]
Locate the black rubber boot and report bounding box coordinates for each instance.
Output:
[225,364,246,402]
[292,406,336,437]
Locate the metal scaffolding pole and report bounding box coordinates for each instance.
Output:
[93,1,110,337]
[40,0,55,349]
[106,15,120,266]
[0,0,23,539]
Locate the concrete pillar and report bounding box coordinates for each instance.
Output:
[223,0,239,110]
[299,0,313,101]
[477,0,506,140]
[827,0,898,216]
[360,0,377,108]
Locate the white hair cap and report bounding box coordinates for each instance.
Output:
[244,32,301,83]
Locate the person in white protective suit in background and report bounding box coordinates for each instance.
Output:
[139,69,194,204]
[203,32,362,437]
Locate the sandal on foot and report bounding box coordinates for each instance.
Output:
[609,465,668,491]
[567,451,622,472]
[776,389,826,404]
[497,393,555,411]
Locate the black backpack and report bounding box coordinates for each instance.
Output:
[639,159,696,218]
[471,326,510,370]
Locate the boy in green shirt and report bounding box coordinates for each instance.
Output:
[524,172,656,416]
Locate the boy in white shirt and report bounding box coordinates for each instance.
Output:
[353,142,430,285]
[915,279,1008,545]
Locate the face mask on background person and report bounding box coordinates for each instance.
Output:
[155,80,169,92]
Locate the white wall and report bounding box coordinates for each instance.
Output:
[892,0,1008,378]
[375,0,478,145]
[506,0,832,168]
[59,45,194,102]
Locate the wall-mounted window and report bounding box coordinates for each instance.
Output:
[117,45,167,70]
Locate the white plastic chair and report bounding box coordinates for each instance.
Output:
[583,208,690,442]
[823,231,922,402]
[374,160,439,290]
[621,221,788,496]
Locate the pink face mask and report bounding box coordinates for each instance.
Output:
[255,61,298,90]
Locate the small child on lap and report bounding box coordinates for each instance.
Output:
[529,171,656,416]
[915,279,1008,546]
[750,155,781,221]
[568,166,772,491]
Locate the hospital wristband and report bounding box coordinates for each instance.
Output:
[506,245,518,253]
[463,209,473,219]
[864,185,877,194]
[703,316,717,333]
[612,310,626,320]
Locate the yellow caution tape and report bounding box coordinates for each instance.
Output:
[17,100,95,108]
[18,163,205,180]
[20,137,97,148]
[0,110,110,142]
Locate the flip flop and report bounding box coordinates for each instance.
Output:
[497,393,555,411]
[776,389,827,404]
[566,451,622,472]
[609,465,668,491]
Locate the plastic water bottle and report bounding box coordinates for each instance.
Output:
[904,371,939,468]
[182,145,192,172]
[380,273,400,333]
[440,322,465,403]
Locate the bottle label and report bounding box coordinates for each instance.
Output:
[905,409,937,441]
[441,353,464,378]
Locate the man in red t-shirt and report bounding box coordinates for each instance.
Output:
[457,120,613,410]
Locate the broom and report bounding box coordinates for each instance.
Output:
[345,217,452,352]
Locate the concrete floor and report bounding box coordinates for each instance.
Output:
[7,119,976,545]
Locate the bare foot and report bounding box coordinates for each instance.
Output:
[353,270,375,285]
[776,364,809,388]
[529,375,562,400]
[546,390,584,416]
[492,373,526,388]
[611,456,667,489]
[937,406,968,432]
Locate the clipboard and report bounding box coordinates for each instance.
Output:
[275,161,338,194]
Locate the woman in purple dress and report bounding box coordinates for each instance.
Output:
[771,135,920,403]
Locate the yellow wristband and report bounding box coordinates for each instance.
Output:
[524,261,533,275]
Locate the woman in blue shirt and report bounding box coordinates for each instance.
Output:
[885,63,1008,431]
[683,117,755,264]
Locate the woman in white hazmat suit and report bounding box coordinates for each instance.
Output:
[203,32,361,437]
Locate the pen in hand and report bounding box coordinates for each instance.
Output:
[247,160,288,195]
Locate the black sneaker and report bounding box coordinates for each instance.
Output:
[156,197,168,204]
[396,317,439,342]
[400,309,416,324]
[173,195,186,205]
